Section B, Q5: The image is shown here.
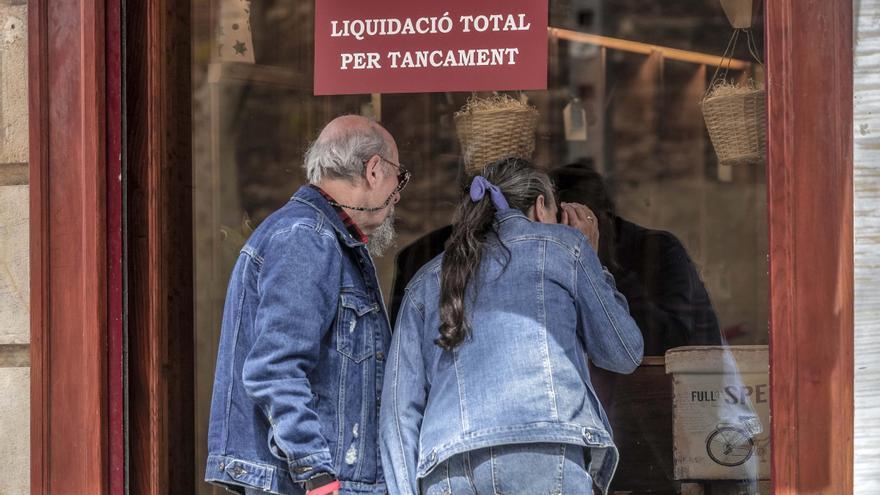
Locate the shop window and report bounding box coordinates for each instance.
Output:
[192,1,769,493]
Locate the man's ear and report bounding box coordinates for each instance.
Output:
[363,155,384,188]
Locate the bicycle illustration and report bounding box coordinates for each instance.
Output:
[705,416,763,467]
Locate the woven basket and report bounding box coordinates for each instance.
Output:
[701,87,766,166]
[455,98,539,174]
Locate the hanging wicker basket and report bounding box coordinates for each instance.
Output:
[701,28,766,166]
[701,83,766,166]
[455,95,539,174]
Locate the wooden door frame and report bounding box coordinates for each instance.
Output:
[28,0,124,493]
[125,0,195,493]
[766,0,854,491]
[29,0,853,492]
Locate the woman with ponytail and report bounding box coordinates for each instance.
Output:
[380,158,644,495]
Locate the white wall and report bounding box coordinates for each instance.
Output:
[854,0,880,491]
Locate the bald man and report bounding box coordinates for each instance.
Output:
[206,116,409,495]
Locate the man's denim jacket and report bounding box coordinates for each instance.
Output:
[205,186,390,494]
[380,210,645,495]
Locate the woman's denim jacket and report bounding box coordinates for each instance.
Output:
[380,210,644,495]
[205,186,390,494]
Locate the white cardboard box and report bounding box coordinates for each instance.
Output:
[665,346,770,481]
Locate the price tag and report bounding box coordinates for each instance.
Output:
[564,99,588,141]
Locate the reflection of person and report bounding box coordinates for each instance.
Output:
[551,162,723,356]
[551,163,736,493]
[380,158,644,495]
[206,116,408,495]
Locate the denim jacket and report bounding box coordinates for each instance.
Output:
[380,210,644,495]
[205,186,390,494]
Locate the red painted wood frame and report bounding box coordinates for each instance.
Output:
[766,0,854,492]
[126,0,195,492]
[28,0,853,493]
[28,0,124,493]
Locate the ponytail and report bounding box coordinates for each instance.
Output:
[437,158,553,350]
[436,194,495,350]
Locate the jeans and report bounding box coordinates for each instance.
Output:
[419,443,594,495]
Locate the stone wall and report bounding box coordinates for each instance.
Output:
[0,0,29,494]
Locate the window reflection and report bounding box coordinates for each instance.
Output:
[553,163,724,356]
[193,1,769,493]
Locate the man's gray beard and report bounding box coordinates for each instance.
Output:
[368,212,396,256]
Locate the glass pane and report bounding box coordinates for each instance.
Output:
[193,1,769,493]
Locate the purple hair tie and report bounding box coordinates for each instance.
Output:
[469,176,510,210]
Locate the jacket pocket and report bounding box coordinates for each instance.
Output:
[336,292,378,363]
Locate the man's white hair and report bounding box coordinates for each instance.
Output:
[304,122,392,184]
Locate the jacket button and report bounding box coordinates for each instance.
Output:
[376,351,385,361]
[218,462,225,470]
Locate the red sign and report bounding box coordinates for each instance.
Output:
[314,0,548,95]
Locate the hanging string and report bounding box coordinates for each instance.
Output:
[704,28,764,99]
[705,29,740,99]
[725,29,740,79]
[745,29,764,67]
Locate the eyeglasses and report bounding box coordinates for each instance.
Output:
[374,156,411,195]
[326,156,412,213]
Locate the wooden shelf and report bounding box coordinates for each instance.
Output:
[551,27,752,70]
[207,62,311,90]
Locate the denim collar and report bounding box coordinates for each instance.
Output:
[494,208,528,224]
[292,185,367,248]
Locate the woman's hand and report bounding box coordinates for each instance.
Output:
[561,202,600,252]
